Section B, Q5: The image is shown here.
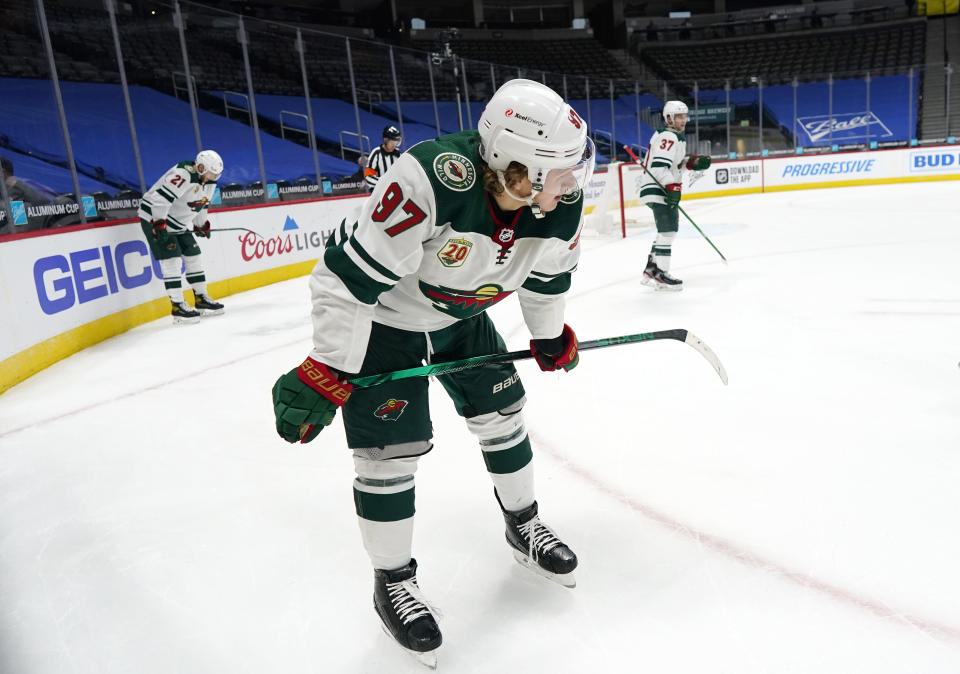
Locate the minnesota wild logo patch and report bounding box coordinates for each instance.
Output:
[433,152,476,192]
[418,281,513,319]
[374,399,408,421]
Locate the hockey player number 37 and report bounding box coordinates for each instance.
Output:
[659,139,675,150]
[372,182,426,236]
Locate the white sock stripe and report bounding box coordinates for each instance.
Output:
[478,425,527,448]
[353,476,414,495]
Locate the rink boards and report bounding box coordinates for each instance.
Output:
[584,144,960,222]
[1,144,959,393]
[0,195,365,393]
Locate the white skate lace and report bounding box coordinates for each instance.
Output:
[386,578,434,625]
[518,516,563,561]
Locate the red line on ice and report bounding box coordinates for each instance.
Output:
[532,431,960,644]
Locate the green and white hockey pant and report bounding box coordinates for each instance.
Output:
[648,202,679,272]
[352,400,533,571]
[141,219,205,303]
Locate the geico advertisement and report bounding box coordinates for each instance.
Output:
[1,196,367,361]
[1,222,161,359]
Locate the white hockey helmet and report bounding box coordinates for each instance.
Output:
[662,100,689,125]
[478,79,593,196]
[195,149,224,181]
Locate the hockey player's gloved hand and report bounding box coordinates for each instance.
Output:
[151,219,169,241]
[193,221,211,238]
[685,154,711,171]
[531,324,579,373]
[272,357,353,444]
[664,183,682,208]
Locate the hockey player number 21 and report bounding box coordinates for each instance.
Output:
[371,182,426,236]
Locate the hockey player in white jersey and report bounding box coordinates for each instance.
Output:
[638,100,711,290]
[271,79,594,666]
[138,150,225,323]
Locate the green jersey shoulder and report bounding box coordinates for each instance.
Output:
[406,130,581,244]
[656,127,686,142]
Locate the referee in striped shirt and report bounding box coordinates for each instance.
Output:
[365,125,403,190]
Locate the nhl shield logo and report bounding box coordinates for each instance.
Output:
[433,152,476,192]
[437,238,473,267]
[374,399,408,422]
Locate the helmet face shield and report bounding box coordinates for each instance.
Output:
[536,137,596,196]
[571,136,596,193]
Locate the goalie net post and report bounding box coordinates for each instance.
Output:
[583,161,653,239]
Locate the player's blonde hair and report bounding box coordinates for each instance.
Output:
[482,161,527,196]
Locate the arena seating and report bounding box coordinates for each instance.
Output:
[639,20,926,88]
[0,78,357,189]
[228,94,445,154]
[0,148,116,196]
[411,37,635,96]
[697,73,920,145]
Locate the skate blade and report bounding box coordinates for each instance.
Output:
[197,307,225,316]
[378,623,439,669]
[172,315,201,325]
[512,549,576,588]
[640,275,682,292]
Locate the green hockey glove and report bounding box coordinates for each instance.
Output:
[664,183,682,208]
[685,154,711,171]
[272,358,353,444]
[151,219,169,242]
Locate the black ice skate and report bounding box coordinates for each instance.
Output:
[374,559,442,669]
[501,498,578,588]
[194,293,225,316]
[641,254,683,292]
[171,300,200,324]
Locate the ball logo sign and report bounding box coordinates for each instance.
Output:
[797,111,892,144]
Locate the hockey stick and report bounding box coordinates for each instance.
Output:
[622,145,728,265]
[348,329,728,388]
[206,226,265,238]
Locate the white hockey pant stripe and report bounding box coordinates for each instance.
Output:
[353,453,420,570]
[159,257,184,302]
[653,231,677,272]
[465,401,535,512]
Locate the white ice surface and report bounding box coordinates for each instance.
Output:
[1,182,959,673]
